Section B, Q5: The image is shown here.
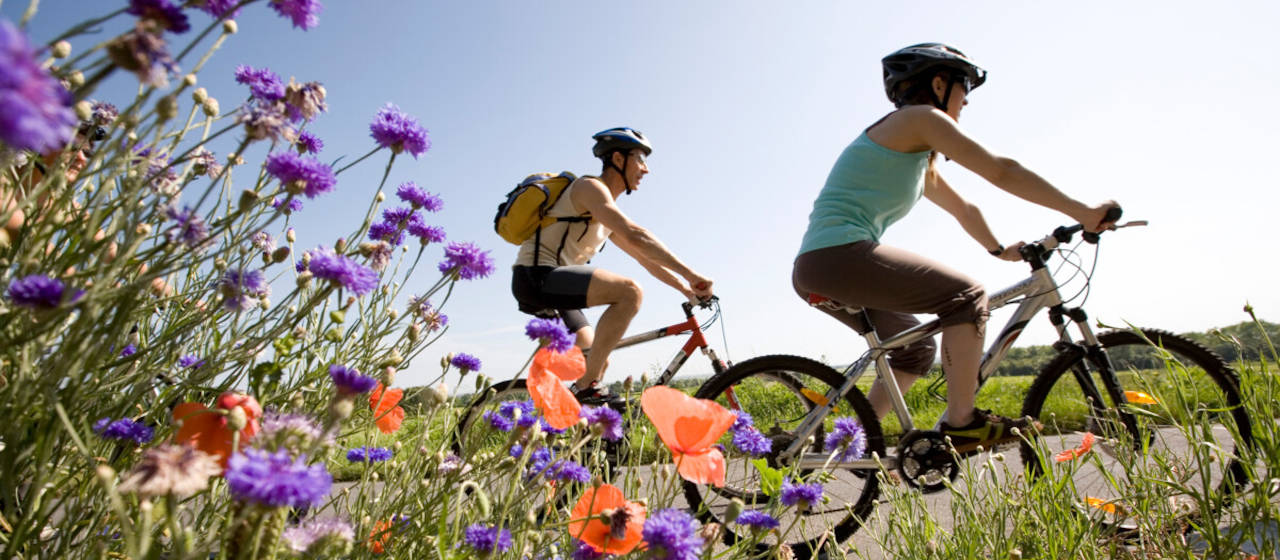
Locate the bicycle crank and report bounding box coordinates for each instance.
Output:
[896,430,959,494]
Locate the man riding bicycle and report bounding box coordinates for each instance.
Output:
[511,127,715,404]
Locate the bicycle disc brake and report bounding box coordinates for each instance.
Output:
[896,430,959,494]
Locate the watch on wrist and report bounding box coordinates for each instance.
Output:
[988,245,1005,257]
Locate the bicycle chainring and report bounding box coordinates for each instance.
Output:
[896,430,959,494]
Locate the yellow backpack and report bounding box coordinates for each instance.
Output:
[493,171,589,246]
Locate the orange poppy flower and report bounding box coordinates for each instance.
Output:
[640,386,736,487]
[369,382,405,434]
[365,518,395,554]
[568,483,646,555]
[1054,432,1096,463]
[172,391,261,468]
[528,347,585,430]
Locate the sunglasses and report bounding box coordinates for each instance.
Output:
[75,125,107,157]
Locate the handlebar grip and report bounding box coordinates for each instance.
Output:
[1103,206,1123,224]
[694,282,710,291]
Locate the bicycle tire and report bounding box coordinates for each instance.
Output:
[683,354,885,560]
[1019,328,1253,532]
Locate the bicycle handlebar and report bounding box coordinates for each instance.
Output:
[1022,206,1146,262]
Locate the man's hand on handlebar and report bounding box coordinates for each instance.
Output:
[1079,201,1123,233]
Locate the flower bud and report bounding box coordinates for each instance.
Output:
[192,87,208,104]
[182,74,197,88]
[286,228,296,243]
[474,374,487,392]
[324,328,342,343]
[622,376,633,394]
[425,383,448,408]
[222,19,238,34]
[96,465,116,486]
[214,258,227,271]
[225,406,248,432]
[330,398,354,420]
[381,349,404,368]
[271,246,291,263]
[408,323,422,342]
[375,192,385,202]
[52,41,71,59]
[157,96,178,121]
[441,354,454,370]
[123,112,140,129]
[334,237,347,253]
[381,366,396,387]
[258,297,270,310]
[68,70,84,88]
[725,498,745,524]
[238,189,259,210]
[640,373,650,387]
[201,97,219,117]
[296,271,313,288]
[288,305,298,315]
[387,309,398,320]
[1009,548,1022,560]
[74,101,93,122]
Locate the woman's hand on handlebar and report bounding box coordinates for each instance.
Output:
[1078,201,1122,233]
[995,241,1026,262]
[685,275,714,302]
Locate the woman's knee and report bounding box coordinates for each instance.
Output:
[890,338,937,375]
[938,284,988,331]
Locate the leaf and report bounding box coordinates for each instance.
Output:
[751,458,783,496]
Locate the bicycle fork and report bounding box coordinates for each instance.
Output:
[1053,307,1142,441]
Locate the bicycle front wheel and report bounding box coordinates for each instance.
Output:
[1020,329,1253,531]
[683,355,885,560]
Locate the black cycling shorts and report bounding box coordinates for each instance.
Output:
[511,265,594,333]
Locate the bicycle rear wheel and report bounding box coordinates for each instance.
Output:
[1020,329,1253,532]
[684,355,885,560]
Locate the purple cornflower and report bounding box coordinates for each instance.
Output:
[93,418,154,444]
[525,317,576,354]
[733,510,780,531]
[571,540,606,560]
[127,0,190,34]
[269,0,323,30]
[731,426,771,457]
[250,231,275,253]
[437,453,465,475]
[177,354,204,369]
[255,410,332,452]
[483,399,535,432]
[225,447,331,508]
[0,20,76,154]
[642,509,703,560]
[234,65,285,102]
[271,197,304,214]
[369,103,429,158]
[484,410,514,432]
[580,406,623,442]
[106,23,178,87]
[823,416,867,462]
[219,268,270,312]
[265,151,335,199]
[119,344,137,357]
[282,517,353,555]
[462,524,512,557]
[367,221,405,247]
[451,353,482,373]
[779,478,824,510]
[731,411,754,432]
[542,459,591,483]
[381,206,423,230]
[346,446,393,463]
[306,247,378,295]
[408,222,446,245]
[329,364,376,395]
[190,147,222,178]
[237,101,294,143]
[437,242,494,280]
[283,80,326,122]
[164,206,212,251]
[407,295,448,331]
[539,417,566,435]
[7,275,79,309]
[296,130,323,153]
[195,0,240,18]
[395,182,442,211]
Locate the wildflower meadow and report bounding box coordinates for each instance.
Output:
[1,2,1277,560]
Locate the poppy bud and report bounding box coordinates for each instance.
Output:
[622,376,633,394]
[74,101,93,122]
[330,398,354,420]
[725,498,745,524]
[52,41,71,59]
[329,310,345,324]
[271,246,291,263]
[640,373,649,387]
[158,95,178,121]
[225,406,248,432]
[238,189,259,210]
[201,97,219,118]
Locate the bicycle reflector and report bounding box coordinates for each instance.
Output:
[1124,391,1159,405]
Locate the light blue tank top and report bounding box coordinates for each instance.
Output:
[797,132,930,256]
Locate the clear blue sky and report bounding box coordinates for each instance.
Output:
[9,1,1279,390]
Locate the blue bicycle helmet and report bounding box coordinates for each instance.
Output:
[591,127,652,159]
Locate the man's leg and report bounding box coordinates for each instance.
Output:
[573,268,642,390]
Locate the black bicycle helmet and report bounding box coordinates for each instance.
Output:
[591,127,652,159]
[882,43,987,108]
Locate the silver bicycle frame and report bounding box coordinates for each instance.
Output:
[784,264,1099,470]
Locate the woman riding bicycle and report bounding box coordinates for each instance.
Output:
[792,43,1120,451]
